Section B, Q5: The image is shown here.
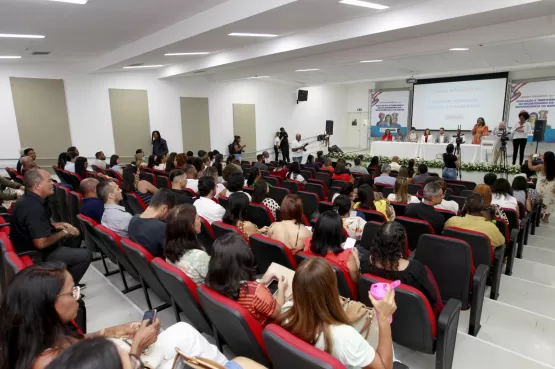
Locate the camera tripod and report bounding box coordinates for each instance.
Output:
[455,142,463,180]
[498,143,509,179]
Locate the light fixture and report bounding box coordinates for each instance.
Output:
[0,56,22,59]
[123,65,164,69]
[47,0,88,4]
[296,69,320,72]
[228,33,278,38]
[247,76,269,79]
[449,48,469,51]
[339,0,389,10]
[360,59,383,63]
[165,52,210,56]
[0,33,45,39]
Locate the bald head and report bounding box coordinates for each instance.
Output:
[80,178,99,198]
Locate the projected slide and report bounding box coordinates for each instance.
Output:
[412,78,507,130]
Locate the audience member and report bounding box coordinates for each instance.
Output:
[351,157,369,174]
[304,154,321,171]
[94,151,106,170]
[174,153,187,169]
[205,233,286,326]
[222,172,251,200]
[368,156,379,170]
[194,176,225,224]
[246,169,261,187]
[315,150,325,164]
[223,192,266,238]
[413,164,430,184]
[254,154,269,170]
[355,184,393,220]
[491,178,518,212]
[154,152,167,171]
[389,156,401,171]
[79,178,103,223]
[16,147,31,174]
[387,177,420,204]
[164,204,209,285]
[202,166,226,196]
[146,155,156,169]
[473,184,508,223]
[191,156,205,175]
[286,161,306,184]
[67,146,79,155]
[434,179,459,214]
[512,176,532,213]
[273,161,289,180]
[0,174,24,211]
[121,166,157,205]
[528,151,555,223]
[151,130,168,157]
[10,169,91,283]
[20,156,38,176]
[169,169,194,205]
[445,193,505,247]
[99,180,132,238]
[182,165,199,194]
[332,182,355,203]
[186,150,194,157]
[483,172,497,187]
[267,195,311,254]
[405,182,445,233]
[57,152,68,169]
[334,195,366,240]
[64,151,78,172]
[332,162,352,183]
[407,159,415,178]
[374,164,396,187]
[252,179,280,219]
[398,166,410,180]
[323,158,334,173]
[109,155,123,175]
[74,157,88,180]
[165,152,177,173]
[222,162,241,182]
[374,164,383,178]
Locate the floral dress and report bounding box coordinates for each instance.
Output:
[537,173,555,215]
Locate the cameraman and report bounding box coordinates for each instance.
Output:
[442,143,460,179]
[492,121,507,165]
[450,128,466,145]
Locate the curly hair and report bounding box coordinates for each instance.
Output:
[368,222,406,279]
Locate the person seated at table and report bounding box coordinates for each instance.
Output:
[435,127,450,144]
[413,163,431,184]
[354,184,394,220]
[445,193,505,247]
[491,178,518,212]
[405,182,446,234]
[442,143,460,180]
[332,162,353,183]
[374,164,397,187]
[408,127,418,143]
[334,195,366,240]
[395,128,405,142]
[471,117,489,145]
[420,128,433,144]
[387,177,420,204]
[512,176,533,213]
[351,157,369,175]
[381,129,393,141]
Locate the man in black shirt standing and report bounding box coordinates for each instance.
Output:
[279,127,290,163]
[10,169,92,282]
[405,181,446,234]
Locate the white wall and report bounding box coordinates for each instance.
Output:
[346,83,374,113]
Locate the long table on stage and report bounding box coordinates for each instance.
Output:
[370,141,483,162]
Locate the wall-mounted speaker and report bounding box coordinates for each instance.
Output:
[297,90,308,103]
[326,120,334,135]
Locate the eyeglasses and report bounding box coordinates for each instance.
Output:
[129,354,144,369]
[58,285,80,300]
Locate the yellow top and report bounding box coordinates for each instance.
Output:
[445,215,505,247]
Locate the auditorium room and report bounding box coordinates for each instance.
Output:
[2,0,555,368]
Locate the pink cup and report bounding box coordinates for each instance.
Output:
[370,280,401,323]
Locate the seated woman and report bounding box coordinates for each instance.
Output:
[491,178,519,212]
[267,195,312,254]
[473,184,508,223]
[175,153,187,169]
[205,233,287,326]
[361,222,443,315]
[381,129,393,141]
[122,165,158,205]
[286,162,306,184]
[420,128,434,144]
[332,181,355,203]
[251,179,280,219]
[334,194,366,240]
[223,192,267,238]
[280,258,395,369]
[246,169,261,187]
[303,211,360,284]
[154,152,167,171]
[273,161,289,180]
[368,156,379,171]
[202,166,226,196]
[354,184,394,221]
[512,176,533,213]
[64,151,78,172]
[332,162,353,183]
[164,204,210,286]
[165,152,177,173]
[220,172,251,201]
[0,262,239,369]
[322,158,335,174]
[74,157,89,181]
[387,177,420,204]
[304,154,321,171]
[146,155,156,169]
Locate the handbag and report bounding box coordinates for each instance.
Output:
[111,338,168,369]
[170,349,226,369]
[339,297,374,342]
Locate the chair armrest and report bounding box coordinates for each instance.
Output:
[0,223,9,228]
[408,250,416,261]
[436,298,461,369]
[490,245,505,300]
[0,213,12,223]
[469,264,488,336]
[505,229,519,276]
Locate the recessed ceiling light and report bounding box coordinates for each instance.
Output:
[360,59,383,63]
[0,33,45,39]
[449,48,470,51]
[339,0,389,10]
[228,33,278,38]
[247,76,269,79]
[47,0,88,4]
[123,65,164,69]
[0,56,21,59]
[296,69,320,72]
[165,52,211,56]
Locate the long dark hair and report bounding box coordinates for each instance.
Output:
[368,222,406,279]
[357,184,376,210]
[369,156,379,168]
[109,154,119,168]
[152,130,162,142]
[214,154,224,177]
[492,178,513,199]
[166,152,177,173]
[74,157,88,179]
[544,151,555,181]
[223,192,249,226]
[205,233,256,300]
[0,262,79,369]
[407,159,415,178]
[44,337,122,369]
[147,155,155,169]
[310,211,346,256]
[252,179,269,203]
[287,162,301,180]
[121,166,138,193]
[57,152,68,168]
[164,205,202,263]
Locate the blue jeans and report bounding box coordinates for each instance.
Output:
[234,154,242,161]
[442,167,457,180]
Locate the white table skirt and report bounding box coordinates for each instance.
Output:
[370,141,483,162]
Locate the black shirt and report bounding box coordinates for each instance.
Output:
[443,153,458,169]
[128,216,166,257]
[171,189,195,205]
[405,202,445,234]
[10,192,56,253]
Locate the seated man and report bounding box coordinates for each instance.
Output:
[79,178,103,224]
[10,169,92,283]
[194,176,226,224]
[99,180,133,238]
[389,156,401,171]
[170,169,195,205]
[484,172,497,188]
[20,156,38,176]
[413,164,431,185]
[445,193,505,247]
[435,128,450,144]
[374,164,397,187]
[128,188,177,257]
[94,151,107,170]
[351,157,369,175]
[185,165,199,194]
[405,182,446,234]
[253,154,268,171]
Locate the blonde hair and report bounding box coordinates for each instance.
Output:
[394,177,410,203]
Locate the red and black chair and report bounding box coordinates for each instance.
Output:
[263,176,280,187]
[414,234,488,336]
[315,172,331,188]
[217,196,229,209]
[55,184,71,223]
[444,179,476,190]
[105,168,123,182]
[304,183,325,201]
[327,187,341,202]
[307,178,328,192]
[446,183,465,196]
[124,193,147,215]
[68,191,83,229]
[91,164,105,174]
[373,183,393,194]
[156,175,170,189]
[359,274,461,369]
[86,171,98,179]
[436,209,457,222]
[396,216,435,253]
[198,285,270,366]
[140,171,156,187]
[246,203,275,228]
[52,165,66,184]
[494,217,517,276]
[443,227,505,300]
[460,189,474,198]
[5,167,19,181]
[282,180,302,194]
[212,221,249,243]
[318,201,334,213]
[66,172,82,190]
[77,214,118,276]
[250,234,297,274]
[331,180,350,190]
[502,207,525,260]
[300,170,313,180]
[243,186,255,196]
[358,209,387,223]
[0,233,35,290]
[198,217,216,255]
[0,215,9,235]
[408,184,422,195]
[47,193,62,223]
[449,196,466,210]
[382,186,394,198]
[268,187,290,206]
[390,202,407,217]
[151,258,213,334]
[297,191,319,219]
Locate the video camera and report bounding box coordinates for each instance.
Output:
[455,125,463,146]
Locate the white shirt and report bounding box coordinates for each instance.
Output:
[95,159,107,170]
[389,162,401,171]
[186,179,199,194]
[228,190,252,201]
[274,137,281,146]
[387,193,420,204]
[154,163,166,170]
[491,194,518,211]
[435,199,459,214]
[420,135,434,144]
[291,140,303,155]
[511,122,532,140]
[64,162,75,172]
[287,173,305,182]
[314,324,375,369]
[194,197,225,224]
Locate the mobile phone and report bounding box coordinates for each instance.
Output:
[266,279,279,295]
[142,309,157,326]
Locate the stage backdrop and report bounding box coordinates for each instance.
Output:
[369,89,411,137]
[508,80,555,143]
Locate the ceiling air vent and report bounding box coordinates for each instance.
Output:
[31,51,51,55]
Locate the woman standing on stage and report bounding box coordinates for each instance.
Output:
[471,117,489,145]
[512,111,532,165]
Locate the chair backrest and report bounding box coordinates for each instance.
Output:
[93,225,140,281]
[67,172,82,189]
[414,235,473,309]
[211,221,249,243]
[121,239,171,303]
[217,196,229,209]
[156,175,170,189]
[382,186,394,198]
[91,164,105,174]
[436,209,457,222]
[450,196,466,210]
[47,193,62,223]
[396,216,434,252]
[318,201,334,214]
[3,251,25,283]
[5,167,19,181]
[86,171,98,179]
[331,180,349,189]
[246,203,275,228]
[198,285,270,366]
[315,172,331,187]
[407,184,422,195]
[151,258,212,333]
[68,191,83,228]
[460,189,474,198]
[446,183,465,196]
[268,186,290,205]
[76,214,99,254]
[304,183,325,201]
[359,274,436,353]
[124,193,147,215]
[55,185,71,223]
[263,176,280,187]
[263,324,346,369]
[444,179,476,190]
[300,170,313,180]
[297,191,320,219]
[327,187,341,202]
[443,227,492,267]
[198,217,215,255]
[495,217,511,244]
[390,202,407,217]
[358,209,386,223]
[307,178,328,191]
[502,208,519,231]
[105,168,123,181]
[282,180,301,194]
[250,234,297,274]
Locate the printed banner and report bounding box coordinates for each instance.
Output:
[508,80,555,143]
[369,90,411,137]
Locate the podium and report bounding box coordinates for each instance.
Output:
[480,137,496,163]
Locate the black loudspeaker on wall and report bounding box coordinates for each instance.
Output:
[326,120,334,135]
[533,120,547,142]
[297,90,308,103]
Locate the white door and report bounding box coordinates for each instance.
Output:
[345,112,367,149]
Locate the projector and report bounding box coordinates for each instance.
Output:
[406,78,417,84]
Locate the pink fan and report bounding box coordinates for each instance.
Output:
[370,280,401,323]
